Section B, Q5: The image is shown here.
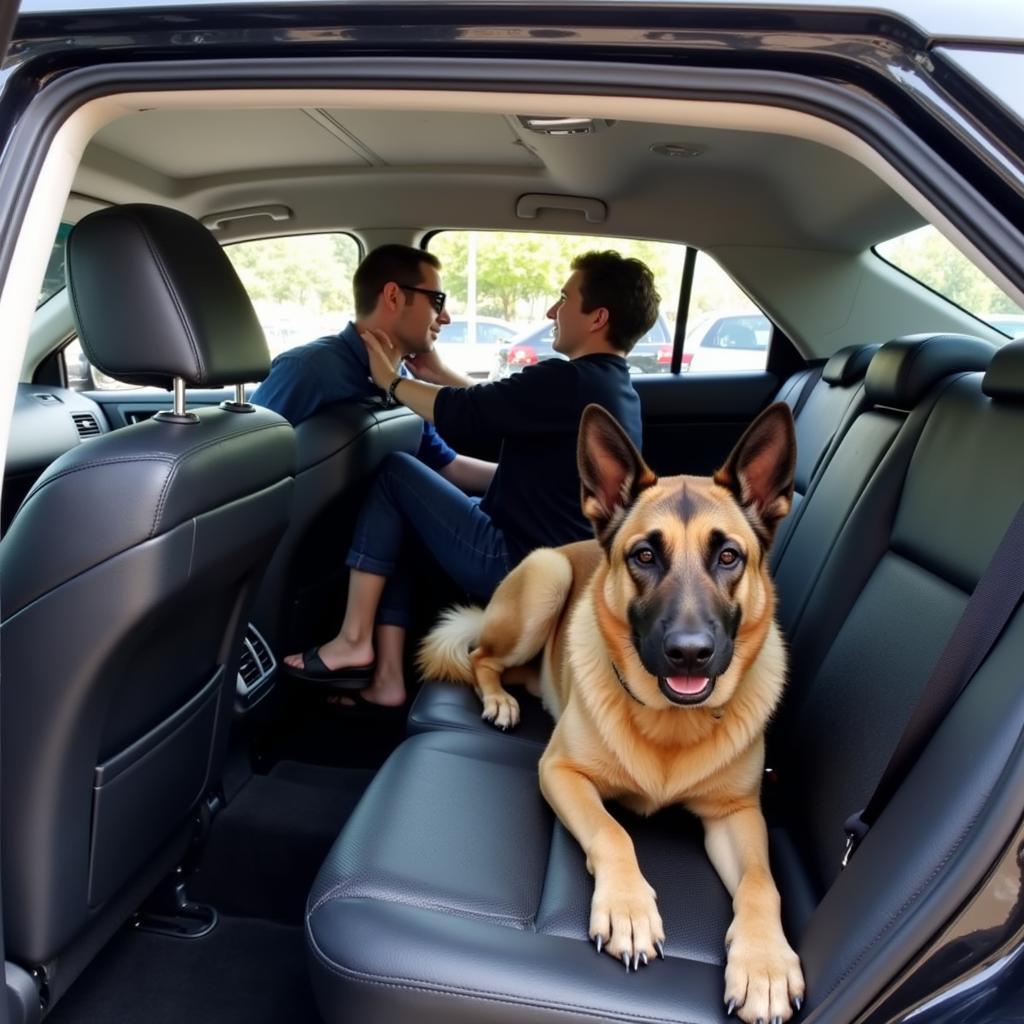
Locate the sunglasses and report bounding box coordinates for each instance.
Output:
[398,284,447,315]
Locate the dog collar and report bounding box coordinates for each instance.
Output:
[610,660,647,706]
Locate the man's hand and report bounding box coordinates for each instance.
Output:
[362,328,402,391]
[403,346,449,385]
[406,347,476,388]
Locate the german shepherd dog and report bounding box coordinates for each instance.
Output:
[419,402,804,1023]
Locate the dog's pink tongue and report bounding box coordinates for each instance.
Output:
[665,675,709,695]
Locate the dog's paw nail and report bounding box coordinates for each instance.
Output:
[621,952,630,971]
[632,952,641,971]
[655,940,665,960]
[792,996,803,1012]
[725,999,737,1016]
[640,951,648,966]
[773,1016,783,1024]
[594,935,603,954]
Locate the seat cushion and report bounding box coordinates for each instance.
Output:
[407,681,552,747]
[306,730,808,1024]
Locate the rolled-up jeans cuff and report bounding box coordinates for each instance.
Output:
[345,549,394,577]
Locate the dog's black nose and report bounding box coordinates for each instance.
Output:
[662,630,715,672]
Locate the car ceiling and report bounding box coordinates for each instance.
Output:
[75,107,924,252]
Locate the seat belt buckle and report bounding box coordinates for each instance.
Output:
[842,811,869,869]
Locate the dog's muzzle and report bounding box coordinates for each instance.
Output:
[651,628,731,705]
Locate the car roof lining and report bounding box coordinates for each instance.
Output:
[2,86,1020,400]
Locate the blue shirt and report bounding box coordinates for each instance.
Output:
[251,322,456,470]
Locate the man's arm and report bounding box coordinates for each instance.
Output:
[391,375,441,421]
[364,329,446,422]
[439,454,498,495]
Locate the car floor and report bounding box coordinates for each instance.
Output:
[48,759,376,1024]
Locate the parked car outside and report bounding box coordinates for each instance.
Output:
[492,314,673,378]
[432,315,517,379]
[682,312,772,373]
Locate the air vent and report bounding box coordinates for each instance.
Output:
[71,412,101,438]
[236,623,276,708]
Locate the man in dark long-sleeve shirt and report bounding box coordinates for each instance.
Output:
[286,251,658,707]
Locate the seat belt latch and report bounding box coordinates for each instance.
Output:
[842,811,869,869]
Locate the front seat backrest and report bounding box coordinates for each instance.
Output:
[0,204,296,987]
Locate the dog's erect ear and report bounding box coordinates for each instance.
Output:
[714,402,796,546]
[578,404,657,547]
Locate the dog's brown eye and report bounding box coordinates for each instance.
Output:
[719,548,740,567]
[632,547,655,565]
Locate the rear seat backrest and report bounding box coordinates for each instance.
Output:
[772,344,878,559]
[775,339,1024,1018]
[774,333,997,644]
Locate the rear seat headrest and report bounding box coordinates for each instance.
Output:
[865,333,998,410]
[67,204,271,389]
[821,344,881,386]
[982,337,1024,402]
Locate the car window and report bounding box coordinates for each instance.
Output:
[38,222,71,308]
[428,230,687,377]
[875,225,1024,338]
[680,253,771,373]
[224,233,361,357]
[61,231,361,390]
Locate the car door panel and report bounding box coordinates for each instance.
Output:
[634,372,780,477]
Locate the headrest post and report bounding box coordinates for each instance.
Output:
[153,377,199,424]
[220,384,256,414]
[174,377,187,416]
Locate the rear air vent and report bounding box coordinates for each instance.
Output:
[236,623,276,708]
[72,412,101,438]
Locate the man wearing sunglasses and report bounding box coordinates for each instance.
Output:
[283,250,658,711]
[254,244,498,705]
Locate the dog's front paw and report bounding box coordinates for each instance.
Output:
[479,689,520,730]
[590,872,665,971]
[723,922,804,1022]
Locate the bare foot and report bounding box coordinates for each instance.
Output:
[339,674,407,708]
[283,635,374,672]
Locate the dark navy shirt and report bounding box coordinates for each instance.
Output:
[250,322,456,470]
[433,354,642,563]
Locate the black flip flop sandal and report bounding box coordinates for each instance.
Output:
[282,646,376,689]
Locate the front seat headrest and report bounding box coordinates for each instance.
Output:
[982,337,1024,403]
[66,203,271,389]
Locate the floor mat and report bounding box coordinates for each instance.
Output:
[187,761,374,924]
[48,916,320,1024]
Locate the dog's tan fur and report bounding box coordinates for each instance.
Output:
[418,403,804,1022]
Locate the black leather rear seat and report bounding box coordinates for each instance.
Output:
[407,335,994,744]
[307,337,1019,1024]
[772,342,878,556]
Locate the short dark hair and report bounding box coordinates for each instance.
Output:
[353,245,441,317]
[571,250,660,352]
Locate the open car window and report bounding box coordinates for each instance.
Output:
[876,225,1024,338]
[428,230,771,377]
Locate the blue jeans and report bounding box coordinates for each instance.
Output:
[346,452,512,628]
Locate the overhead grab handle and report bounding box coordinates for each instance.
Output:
[201,204,294,232]
[515,193,607,224]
